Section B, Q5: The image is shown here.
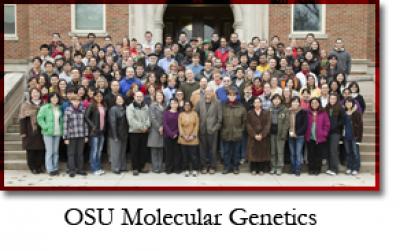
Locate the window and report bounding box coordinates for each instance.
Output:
[291,4,326,38]
[4,4,17,40]
[71,4,106,34]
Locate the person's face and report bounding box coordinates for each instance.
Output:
[302,92,310,100]
[214,59,222,68]
[248,44,254,53]
[176,91,184,100]
[321,85,329,95]
[200,78,207,89]
[244,87,252,96]
[185,48,193,57]
[311,99,320,110]
[111,81,120,93]
[271,78,278,87]
[280,59,288,68]
[260,41,267,49]
[284,90,291,98]
[88,35,95,43]
[335,40,344,49]
[164,48,171,57]
[145,33,152,42]
[213,73,221,81]
[311,41,318,50]
[285,47,292,56]
[287,80,294,89]
[59,81,67,91]
[345,100,353,110]
[50,95,59,105]
[168,78,176,87]
[223,77,231,87]
[306,35,314,44]
[331,82,338,91]
[165,37,173,45]
[350,85,358,93]
[45,64,53,73]
[264,84,271,94]
[307,77,315,88]
[267,47,274,56]
[272,97,281,106]
[329,57,337,65]
[179,34,187,43]
[134,92,144,103]
[291,99,300,109]
[77,88,85,97]
[136,66,144,76]
[269,59,277,68]
[33,59,41,68]
[305,52,313,60]
[156,92,164,104]
[259,55,267,64]
[126,68,135,78]
[301,63,309,71]
[220,39,227,48]
[228,93,236,102]
[329,95,338,106]
[205,89,213,100]
[212,34,219,41]
[254,99,262,109]
[337,74,344,82]
[236,70,244,79]
[170,100,178,110]
[72,99,80,108]
[40,48,49,56]
[205,62,212,71]
[192,56,200,64]
[343,90,350,97]
[94,93,103,103]
[52,34,60,43]
[116,96,124,106]
[297,48,304,56]
[186,71,194,80]
[51,77,59,86]
[230,34,238,43]
[184,102,191,112]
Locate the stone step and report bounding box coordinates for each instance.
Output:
[5,133,20,141]
[4,150,26,161]
[359,142,378,152]
[4,141,23,151]
[7,125,20,133]
[360,152,377,162]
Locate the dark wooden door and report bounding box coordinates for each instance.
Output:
[163,4,234,40]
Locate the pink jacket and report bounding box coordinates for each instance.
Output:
[305,110,331,144]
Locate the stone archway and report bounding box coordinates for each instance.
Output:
[129,4,269,43]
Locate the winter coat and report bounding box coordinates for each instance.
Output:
[147,103,165,148]
[37,103,63,136]
[329,49,352,75]
[126,102,151,133]
[221,102,247,141]
[270,105,290,140]
[19,101,45,150]
[180,81,200,102]
[289,109,308,137]
[246,109,271,162]
[195,98,222,135]
[344,111,363,142]
[85,103,107,136]
[178,111,199,145]
[305,110,331,144]
[108,105,128,140]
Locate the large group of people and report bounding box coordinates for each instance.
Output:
[19,30,364,178]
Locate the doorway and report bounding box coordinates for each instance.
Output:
[163,4,234,41]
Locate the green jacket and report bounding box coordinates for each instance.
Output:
[37,103,63,136]
[270,105,289,140]
[221,102,247,141]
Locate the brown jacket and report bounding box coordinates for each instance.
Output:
[178,111,199,145]
[19,101,45,150]
[246,109,271,162]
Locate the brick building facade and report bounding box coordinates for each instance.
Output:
[4,4,376,69]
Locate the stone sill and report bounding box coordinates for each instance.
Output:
[68,32,109,38]
[288,33,328,40]
[4,35,19,41]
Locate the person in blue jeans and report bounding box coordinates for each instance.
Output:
[288,96,308,176]
[343,97,363,175]
[85,90,107,176]
[37,92,63,176]
[220,88,247,174]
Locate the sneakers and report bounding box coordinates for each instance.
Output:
[192,171,198,177]
[240,159,246,165]
[270,169,276,175]
[209,169,216,174]
[233,169,239,175]
[201,169,208,174]
[94,170,105,176]
[49,170,59,176]
[185,171,190,177]
[222,169,229,174]
[69,172,76,178]
[132,170,139,176]
[259,171,264,176]
[345,169,352,175]
[351,170,359,176]
[251,171,257,176]
[326,170,337,176]
[276,169,282,176]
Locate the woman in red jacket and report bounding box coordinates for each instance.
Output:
[214,37,230,69]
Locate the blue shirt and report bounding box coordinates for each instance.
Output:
[158,57,176,73]
[119,77,142,97]
[216,86,241,103]
[187,64,204,75]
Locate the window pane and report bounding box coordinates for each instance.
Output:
[180,24,193,39]
[293,4,322,32]
[203,24,214,40]
[4,5,16,35]
[75,4,104,31]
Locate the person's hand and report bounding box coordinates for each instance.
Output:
[159,127,163,135]
[188,135,194,141]
[255,134,262,141]
[85,137,88,143]
[20,134,26,138]
[64,140,69,145]
[289,131,296,138]
[173,134,178,139]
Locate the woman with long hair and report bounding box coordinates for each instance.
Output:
[163,98,181,174]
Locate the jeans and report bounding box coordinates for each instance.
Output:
[89,135,105,172]
[150,147,163,172]
[43,135,61,173]
[288,136,305,173]
[344,139,361,171]
[222,140,241,172]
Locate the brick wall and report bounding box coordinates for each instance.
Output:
[4,4,30,60]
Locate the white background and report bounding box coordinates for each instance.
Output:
[1,1,397,250]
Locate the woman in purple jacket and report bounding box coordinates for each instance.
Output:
[305,97,331,175]
[163,98,181,174]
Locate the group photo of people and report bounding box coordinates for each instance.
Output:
[19,29,365,179]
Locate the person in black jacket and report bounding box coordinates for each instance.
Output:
[85,90,107,175]
[288,96,308,176]
[108,95,128,174]
[325,94,345,175]
[349,81,366,114]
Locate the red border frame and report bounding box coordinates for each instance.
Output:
[1,0,380,191]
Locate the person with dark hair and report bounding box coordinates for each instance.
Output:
[85,90,107,175]
[343,97,363,175]
[325,94,345,175]
[48,32,66,58]
[163,98,181,174]
[229,32,241,54]
[349,81,366,113]
[288,96,308,176]
[63,94,89,177]
[305,97,331,175]
[326,54,344,83]
[37,92,63,176]
[269,94,289,175]
[247,97,271,175]
[127,91,151,175]
[108,95,128,174]
[215,37,230,69]
[119,66,142,97]
[29,57,43,79]
[19,88,45,174]
[221,88,247,174]
[82,33,96,53]
[178,101,200,177]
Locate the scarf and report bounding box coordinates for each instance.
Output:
[289,107,301,135]
[19,100,41,132]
